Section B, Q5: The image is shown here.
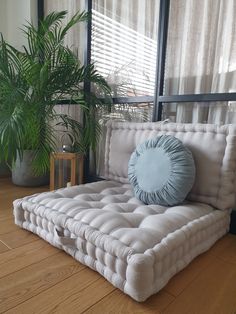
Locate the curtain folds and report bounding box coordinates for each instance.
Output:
[44,0,85,148]
[45,0,85,62]
[92,0,159,98]
[164,0,236,124]
[92,0,159,176]
[45,0,236,126]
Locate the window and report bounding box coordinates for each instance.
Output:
[164,0,236,95]
[91,0,159,98]
[43,0,236,179]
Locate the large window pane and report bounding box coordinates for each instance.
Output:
[92,0,159,97]
[164,0,236,95]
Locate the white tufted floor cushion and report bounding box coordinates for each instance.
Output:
[13,180,230,302]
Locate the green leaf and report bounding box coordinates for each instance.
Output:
[0,10,112,176]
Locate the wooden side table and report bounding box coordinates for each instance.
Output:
[50,152,84,191]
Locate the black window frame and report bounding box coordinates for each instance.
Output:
[38,0,236,181]
[154,0,236,121]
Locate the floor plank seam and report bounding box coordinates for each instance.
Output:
[162,288,176,298]
[164,253,222,299]
[0,236,38,250]
[0,239,43,259]
[46,276,103,313]
[162,255,224,313]
[80,288,117,314]
[0,249,60,280]
[159,288,180,314]
[2,265,93,313]
[216,257,236,265]
[0,239,12,250]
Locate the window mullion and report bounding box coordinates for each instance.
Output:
[153,0,170,122]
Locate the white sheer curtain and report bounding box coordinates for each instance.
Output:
[44,1,159,172]
[91,0,159,176]
[164,0,236,124]
[44,0,86,148]
[44,0,85,62]
[92,0,159,97]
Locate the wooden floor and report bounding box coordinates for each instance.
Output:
[0,178,236,314]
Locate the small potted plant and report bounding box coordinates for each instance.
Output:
[0,11,111,186]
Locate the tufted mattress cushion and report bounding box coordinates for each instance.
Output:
[104,121,236,210]
[14,180,230,302]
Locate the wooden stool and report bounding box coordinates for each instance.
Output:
[50,152,84,191]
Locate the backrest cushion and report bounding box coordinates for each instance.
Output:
[104,120,236,210]
[128,135,196,206]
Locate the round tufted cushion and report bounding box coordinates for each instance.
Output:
[128,135,196,206]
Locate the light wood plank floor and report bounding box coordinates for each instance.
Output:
[0,177,236,314]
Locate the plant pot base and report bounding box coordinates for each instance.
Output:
[12,173,49,187]
[12,151,49,187]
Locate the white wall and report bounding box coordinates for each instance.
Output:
[0,0,38,176]
[0,0,7,37]
[0,0,37,49]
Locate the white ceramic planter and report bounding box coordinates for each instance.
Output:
[12,151,49,187]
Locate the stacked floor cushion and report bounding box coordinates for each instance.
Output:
[13,121,236,301]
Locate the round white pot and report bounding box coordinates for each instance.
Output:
[12,151,49,187]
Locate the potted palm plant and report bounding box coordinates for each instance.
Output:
[0,11,111,186]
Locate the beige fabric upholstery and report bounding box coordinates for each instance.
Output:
[14,181,230,302]
[105,121,236,210]
[13,121,235,301]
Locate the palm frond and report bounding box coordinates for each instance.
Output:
[40,11,67,32]
[0,107,26,164]
[59,11,89,41]
[0,10,112,175]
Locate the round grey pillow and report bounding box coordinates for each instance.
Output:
[128,135,196,206]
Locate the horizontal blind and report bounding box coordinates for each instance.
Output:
[91,9,157,97]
